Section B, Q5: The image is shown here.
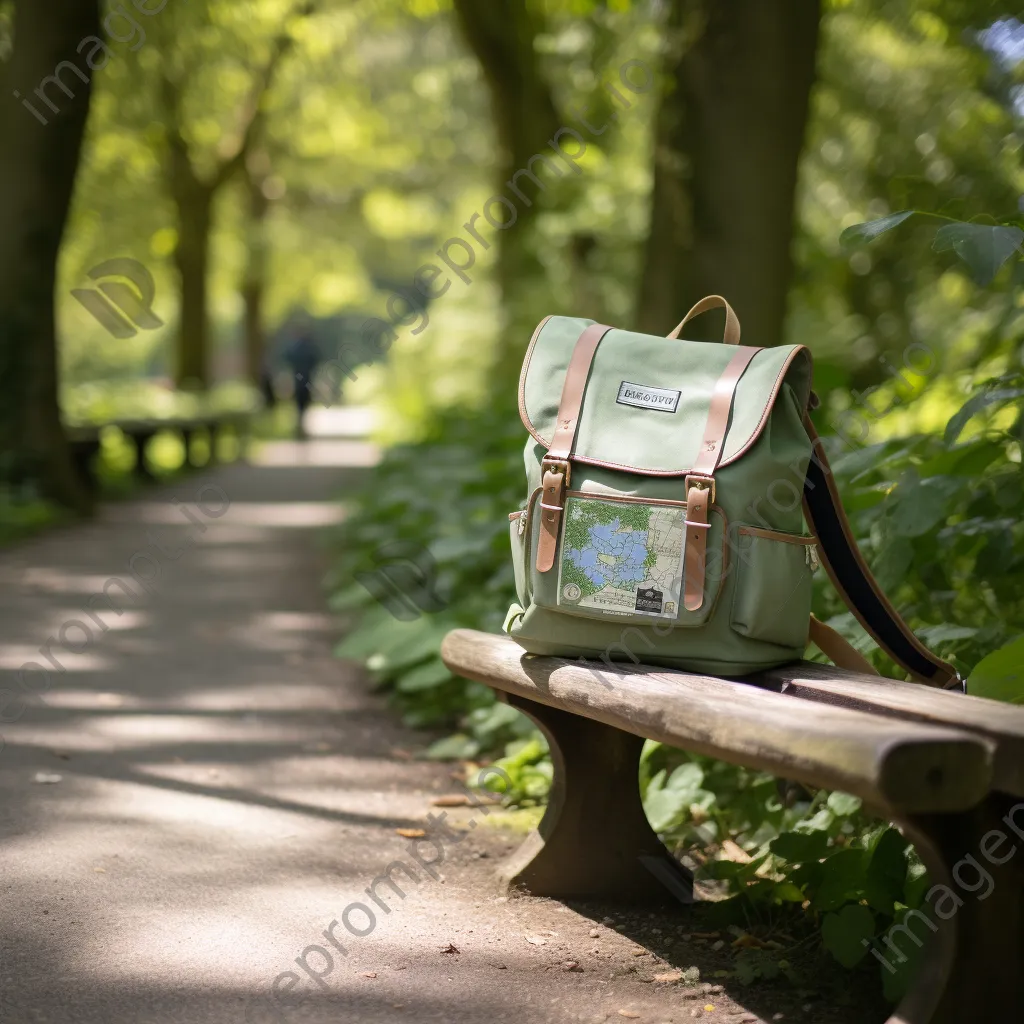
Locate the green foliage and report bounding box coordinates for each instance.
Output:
[326,404,529,732]
[0,493,67,548]
[841,210,1024,285]
[811,371,1024,681]
[967,634,1024,703]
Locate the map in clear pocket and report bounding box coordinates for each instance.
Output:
[557,495,685,619]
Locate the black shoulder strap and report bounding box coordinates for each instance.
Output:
[801,414,963,691]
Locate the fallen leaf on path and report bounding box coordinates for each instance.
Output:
[618,1012,640,1019]
[439,944,460,955]
[562,961,582,972]
[33,773,62,784]
[361,972,377,979]
[430,795,470,807]
[93,867,106,873]
[395,828,425,838]
[704,1006,716,1013]
[525,936,547,945]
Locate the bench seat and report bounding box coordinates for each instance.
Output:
[441,628,1024,1024]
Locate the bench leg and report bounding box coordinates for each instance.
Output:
[891,792,1024,1024]
[129,431,157,481]
[497,692,693,904]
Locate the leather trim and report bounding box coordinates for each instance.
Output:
[534,323,614,573]
[682,346,760,611]
[519,333,813,475]
[690,346,761,477]
[547,324,615,459]
[737,526,816,546]
[719,344,814,465]
[517,314,555,442]
[565,489,688,507]
[683,483,711,611]
[668,294,741,344]
[807,614,879,677]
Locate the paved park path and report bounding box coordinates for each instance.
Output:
[0,411,872,1024]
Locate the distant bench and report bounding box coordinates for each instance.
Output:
[65,410,252,491]
[441,628,1024,1024]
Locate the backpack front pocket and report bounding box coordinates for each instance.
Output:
[729,525,817,649]
[530,491,726,627]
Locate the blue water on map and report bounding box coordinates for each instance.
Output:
[566,518,649,588]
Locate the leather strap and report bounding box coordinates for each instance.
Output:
[682,346,761,610]
[668,295,741,344]
[536,323,614,572]
[802,413,963,690]
[807,614,879,676]
[691,347,761,478]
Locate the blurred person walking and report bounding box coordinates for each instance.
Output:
[284,314,322,439]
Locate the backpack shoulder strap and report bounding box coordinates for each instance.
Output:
[801,413,963,691]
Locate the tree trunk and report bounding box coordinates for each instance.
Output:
[450,0,566,399]
[171,183,214,389]
[0,0,100,513]
[635,0,821,346]
[241,164,271,383]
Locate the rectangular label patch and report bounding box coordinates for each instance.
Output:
[616,380,681,413]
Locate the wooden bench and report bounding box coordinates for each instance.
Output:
[441,628,1024,1024]
[66,411,252,491]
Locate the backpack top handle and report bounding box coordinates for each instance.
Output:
[668,294,741,345]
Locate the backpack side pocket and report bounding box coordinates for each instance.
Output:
[730,525,816,649]
[509,488,540,609]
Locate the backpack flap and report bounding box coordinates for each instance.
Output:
[519,316,813,477]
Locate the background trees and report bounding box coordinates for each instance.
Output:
[3,0,1024,998]
[0,0,101,513]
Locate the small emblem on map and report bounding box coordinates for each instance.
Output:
[562,582,582,602]
[635,587,664,613]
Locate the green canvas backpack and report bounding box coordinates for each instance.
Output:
[504,295,963,690]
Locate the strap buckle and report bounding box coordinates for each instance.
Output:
[942,671,966,694]
[541,456,571,490]
[684,473,715,505]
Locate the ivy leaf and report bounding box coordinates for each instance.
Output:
[811,848,869,911]
[932,222,1024,285]
[865,828,910,915]
[944,387,1024,446]
[826,791,863,817]
[821,904,876,969]
[643,762,707,832]
[770,829,830,863]
[840,211,916,246]
[967,636,1024,704]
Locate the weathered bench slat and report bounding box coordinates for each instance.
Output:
[442,630,992,814]
[756,661,1024,797]
[441,629,1023,1024]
